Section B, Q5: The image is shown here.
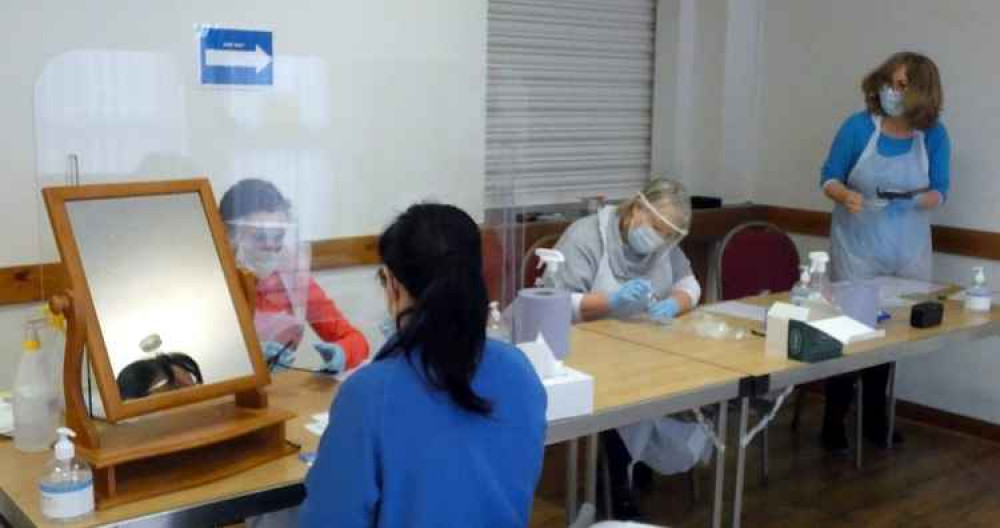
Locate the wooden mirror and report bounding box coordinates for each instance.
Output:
[43,179,296,508]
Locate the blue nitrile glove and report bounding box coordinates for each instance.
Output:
[648,297,681,322]
[263,341,297,372]
[609,279,653,317]
[314,343,346,374]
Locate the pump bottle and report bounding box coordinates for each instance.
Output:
[40,427,94,522]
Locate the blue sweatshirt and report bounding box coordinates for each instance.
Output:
[820,111,951,200]
[300,339,548,528]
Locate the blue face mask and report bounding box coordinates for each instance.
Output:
[879,85,904,117]
[378,313,397,339]
[627,225,665,256]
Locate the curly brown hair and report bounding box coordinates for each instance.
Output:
[862,52,943,130]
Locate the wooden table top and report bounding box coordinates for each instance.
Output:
[580,317,800,377]
[1,329,744,527]
[0,372,337,528]
[564,329,744,412]
[581,297,1000,378]
[8,297,992,527]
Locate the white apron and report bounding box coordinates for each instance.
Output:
[830,116,932,281]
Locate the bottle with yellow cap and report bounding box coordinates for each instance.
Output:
[13,320,58,452]
[39,306,67,412]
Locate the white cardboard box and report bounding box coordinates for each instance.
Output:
[808,316,885,344]
[765,302,811,359]
[542,365,594,422]
[517,337,594,422]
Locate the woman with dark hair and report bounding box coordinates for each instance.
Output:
[819,52,951,453]
[219,179,369,373]
[300,203,547,527]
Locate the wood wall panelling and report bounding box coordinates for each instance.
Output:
[6,205,1000,307]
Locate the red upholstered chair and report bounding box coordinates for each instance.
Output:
[481,229,505,304]
[715,222,800,486]
[716,222,800,302]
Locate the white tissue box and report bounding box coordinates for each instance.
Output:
[765,302,811,359]
[543,366,594,422]
[516,336,594,421]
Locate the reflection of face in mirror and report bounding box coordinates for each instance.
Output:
[117,353,204,400]
[66,193,256,396]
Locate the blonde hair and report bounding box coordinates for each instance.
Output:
[618,177,692,233]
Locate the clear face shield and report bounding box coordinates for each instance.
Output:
[226,209,312,348]
[635,192,689,253]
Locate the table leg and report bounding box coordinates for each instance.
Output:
[887,363,897,450]
[760,426,769,487]
[732,397,749,528]
[566,438,579,522]
[855,379,864,470]
[585,434,598,506]
[712,400,728,528]
[601,447,613,519]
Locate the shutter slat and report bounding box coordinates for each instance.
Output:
[486,0,655,205]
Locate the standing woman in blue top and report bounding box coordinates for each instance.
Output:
[819,52,951,452]
[300,203,548,528]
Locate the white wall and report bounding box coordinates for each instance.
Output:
[653,0,761,203]
[0,0,487,390]
[657,0,1000,422]
[749,0,1000,422]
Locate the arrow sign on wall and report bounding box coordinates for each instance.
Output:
[199,28,273,86]
[205,45,272,73]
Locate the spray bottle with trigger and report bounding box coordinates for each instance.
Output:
[534,248,566,289]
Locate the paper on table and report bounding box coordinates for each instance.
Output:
[701,301,769,323]
[873,276,947,308]
[305,421,327,437]
[0,399,12,436]
[872,276,946,296]
[949,290,998,301]
[810,316,885,344]
[306,413,330,437]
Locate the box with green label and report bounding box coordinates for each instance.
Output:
[787,319,843,363]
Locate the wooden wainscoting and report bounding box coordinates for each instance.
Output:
[5,204,1000,307]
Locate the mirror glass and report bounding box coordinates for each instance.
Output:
[66,193,254,401]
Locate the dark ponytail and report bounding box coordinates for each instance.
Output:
[377,203,492,415]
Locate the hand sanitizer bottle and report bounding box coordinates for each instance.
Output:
[807,251,833,302]
[486,301,511,342]
[790,266,812,306]
[40,428,94,522]
[965,266,992,312]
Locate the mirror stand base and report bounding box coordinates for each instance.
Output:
[236,388,269,409]
[78,401,297,510]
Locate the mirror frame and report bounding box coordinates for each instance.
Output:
[43,178,271,422]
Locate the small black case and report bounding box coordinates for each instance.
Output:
[691,196,723,209]
[910,301,943,328]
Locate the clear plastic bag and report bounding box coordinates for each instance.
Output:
[684,312,748,340]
